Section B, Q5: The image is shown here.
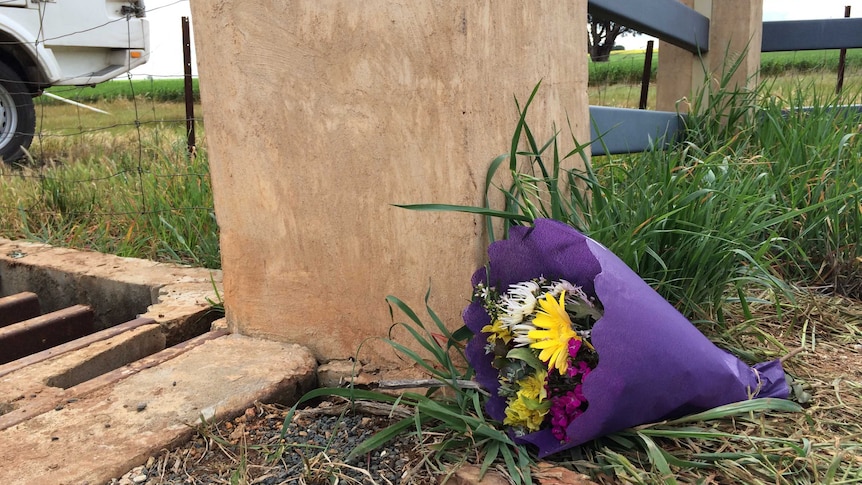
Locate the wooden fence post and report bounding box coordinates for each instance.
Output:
[189,1,590,364]
[656,0,764,113]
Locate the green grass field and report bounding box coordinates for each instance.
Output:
[38,49,859,112]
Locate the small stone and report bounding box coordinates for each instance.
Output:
[245,407,256,419]
[317,360,360,388]
[132,474,147,484]
[533,463,598,485]
[136,402,147,412]
[449,464,510,485]
[145,456,155,468]
[229,423,246,441]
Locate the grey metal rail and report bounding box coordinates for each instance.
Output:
[762,18,862,52]
[587,0,709,53]
[589,107,685,156]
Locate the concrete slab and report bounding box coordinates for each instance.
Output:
[0,333,317,485]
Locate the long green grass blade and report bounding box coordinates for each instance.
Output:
[393,203,532,222]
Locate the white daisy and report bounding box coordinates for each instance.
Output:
[498,281,540,326]
[511,323,538,346]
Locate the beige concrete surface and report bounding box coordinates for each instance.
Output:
[0,334,317,485]
[656,0,764,112]
[191,1,590,364]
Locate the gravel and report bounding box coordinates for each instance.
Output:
[109,399,434,485]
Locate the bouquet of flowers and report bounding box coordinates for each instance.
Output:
[463,219,790,457]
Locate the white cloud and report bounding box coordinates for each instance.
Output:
[763,0,861,21]
[131,0,195,78]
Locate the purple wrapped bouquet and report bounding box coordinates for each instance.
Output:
[463,219,789,457]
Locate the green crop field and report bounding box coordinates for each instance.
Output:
[44,77,200,104]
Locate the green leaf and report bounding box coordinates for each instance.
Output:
[636,432,678,485]
[393,203,532,223]
[660,398,802,425]
[506,347,545,372]
[345,416,418,462]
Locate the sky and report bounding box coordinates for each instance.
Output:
[132,0,862,78]
[130,0,196,78]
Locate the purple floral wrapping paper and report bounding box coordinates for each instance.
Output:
[463,219,789,457]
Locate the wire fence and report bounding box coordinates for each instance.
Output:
[0,2,219,268]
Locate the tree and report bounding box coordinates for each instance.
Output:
[588,15,635,62]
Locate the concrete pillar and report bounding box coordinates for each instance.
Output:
[656,0,764,112]
[189,1,590,364]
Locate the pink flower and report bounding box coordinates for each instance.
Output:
[549,388,587,441]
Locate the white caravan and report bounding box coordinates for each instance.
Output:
[0,0,149,161]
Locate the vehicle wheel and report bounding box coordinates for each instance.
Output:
[0,62,35,163]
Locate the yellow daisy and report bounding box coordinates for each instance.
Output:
[528,291,579,375]
[503,392,548,431]
[518,369,548,402]
[481,319,512,344]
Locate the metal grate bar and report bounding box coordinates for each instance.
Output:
[0,292,41,328]
[0,305,95,365]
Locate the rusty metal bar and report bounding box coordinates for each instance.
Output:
[0,292,41,328]
[0,305,94,365]
[0,317,156,379]
[182,16,196,157]
[639,40,655,110]
[837,6,851,94]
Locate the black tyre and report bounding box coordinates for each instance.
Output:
[0,61,35,163]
